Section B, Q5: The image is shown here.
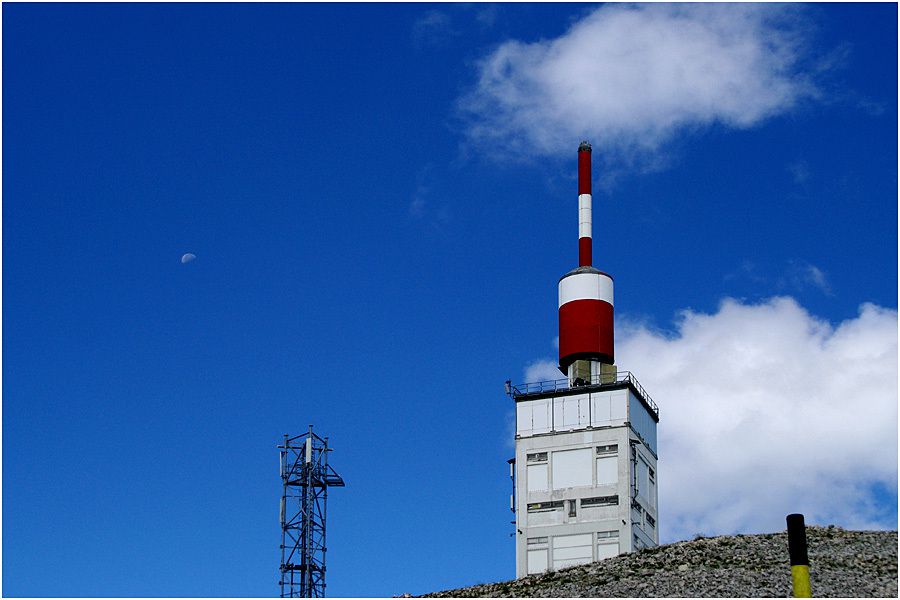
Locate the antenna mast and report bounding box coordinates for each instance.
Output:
[279,426,345,598]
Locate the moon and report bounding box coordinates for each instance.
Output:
[181,253,196,264]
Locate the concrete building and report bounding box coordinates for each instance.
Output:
[510,374,659,576]
[509,142,660,578]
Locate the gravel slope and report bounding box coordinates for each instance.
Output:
[423,526,897,598]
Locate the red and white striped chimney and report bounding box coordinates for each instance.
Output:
[578,141,593,267]
[558,141,615,375]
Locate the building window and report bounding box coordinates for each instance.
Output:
[568,500,577,517]
[597,530,619,540]
[527,463,549,492]
[527,537,549,545]
[596,444,618,455]
[646,514,656,528]
[527,501,564,513]
[597,530,619,560]
[551,447,592,490]
[527,548,549,574]
[596,455,617,486]
[552,533,593,570]
[526,451,550,492]
[581,495,618,507]
[636,456,651,505]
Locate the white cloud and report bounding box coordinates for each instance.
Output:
[614,297,897,540]
[779,260,833,295]
[797,263,831,294]
[461,4,817,161]
[723,259,833,296]
[524,359,562,383]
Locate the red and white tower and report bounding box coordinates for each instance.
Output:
[508,142,660,579]
[558,142,616,384]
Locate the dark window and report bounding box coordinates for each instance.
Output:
[527,501,564,512]
[581,495,619,507]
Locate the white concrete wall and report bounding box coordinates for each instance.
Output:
[630,434,659,546]
[516,389,630,437]
[628,392,658,454]
[513,386,660,578]
[515,427,632,578]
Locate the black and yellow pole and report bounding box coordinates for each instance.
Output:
[787,513,812,597]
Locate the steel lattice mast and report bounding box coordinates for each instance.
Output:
[279,426,345,598]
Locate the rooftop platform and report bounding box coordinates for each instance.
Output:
[510,370,659,421]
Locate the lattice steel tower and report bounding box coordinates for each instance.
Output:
[279,426,345,598]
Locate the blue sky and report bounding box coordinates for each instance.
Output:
[3,3,897,597]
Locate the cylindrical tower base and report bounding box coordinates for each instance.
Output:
[558,267,615,372]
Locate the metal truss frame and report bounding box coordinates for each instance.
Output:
[279,426,344,598]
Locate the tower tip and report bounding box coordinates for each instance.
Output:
[578,140,592,152]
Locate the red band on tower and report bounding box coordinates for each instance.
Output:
[559,299,614,368]
[579,237,592,267]
[578,146,592,196]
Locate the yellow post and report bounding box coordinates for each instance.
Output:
[787,514,812,597]
[791,565,811,598]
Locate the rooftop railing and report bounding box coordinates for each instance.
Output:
[510,370,659,419]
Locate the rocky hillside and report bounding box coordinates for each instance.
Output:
[423,526,897,598]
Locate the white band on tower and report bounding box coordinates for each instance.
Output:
[578,193,592,240]
[558,272,614,308]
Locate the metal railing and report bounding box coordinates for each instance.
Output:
[510,370,659,418]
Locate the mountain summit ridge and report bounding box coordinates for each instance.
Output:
[422,526,898,598]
